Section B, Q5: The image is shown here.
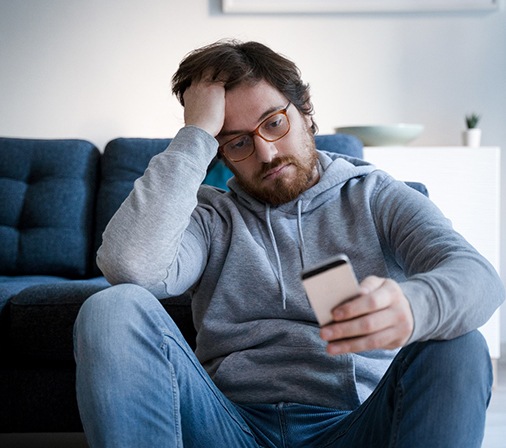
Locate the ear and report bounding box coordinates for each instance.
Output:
[302,113,314,133]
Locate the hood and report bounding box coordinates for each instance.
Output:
[225,150,375,310]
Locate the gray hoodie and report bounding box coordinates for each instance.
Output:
[97,126,504,410]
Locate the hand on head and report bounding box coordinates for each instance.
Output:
[182,76,226,138]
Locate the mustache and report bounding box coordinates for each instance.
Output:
[256,156,298,180]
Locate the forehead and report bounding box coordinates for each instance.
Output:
[222,80,287,131]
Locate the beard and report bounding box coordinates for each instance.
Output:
[226,139,319,206]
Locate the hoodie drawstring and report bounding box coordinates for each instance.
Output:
[266,201,307,310]
[297,200,307,271]
[266,205,287,310]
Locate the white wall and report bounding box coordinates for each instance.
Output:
[1,0,505,341]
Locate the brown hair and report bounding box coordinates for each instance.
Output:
[171,39,317,133]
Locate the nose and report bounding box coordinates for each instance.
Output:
[253,135,278,163]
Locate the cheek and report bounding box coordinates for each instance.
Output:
[285,116,313,151]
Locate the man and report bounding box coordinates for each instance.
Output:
[74,40,504,447]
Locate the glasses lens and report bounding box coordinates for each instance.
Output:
[223,135,255,161]
[259,112,289,141]
[220,105,291,162]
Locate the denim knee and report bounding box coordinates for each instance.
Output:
[429,330,490,373]
[442,330,492,390]
[400,330,492,392]
[77,283,151,324]
[74,283,164,356]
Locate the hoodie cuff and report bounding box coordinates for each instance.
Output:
[400,279,440,344]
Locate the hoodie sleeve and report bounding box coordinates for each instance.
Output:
[96,126,218,298]
[370,172,504,343]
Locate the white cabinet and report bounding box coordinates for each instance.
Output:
[363,146,501,359]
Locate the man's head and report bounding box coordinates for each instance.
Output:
[172,39,317,135]
[172,40,320,205]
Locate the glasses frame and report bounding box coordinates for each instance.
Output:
[218,102,292,162]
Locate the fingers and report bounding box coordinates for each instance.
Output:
[182,78,226,137]
[325,326,408,355]
[320,276,414,355]
[330,276,389,322]
[322,307,391,342]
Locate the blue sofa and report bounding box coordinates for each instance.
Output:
[0,134,426,433]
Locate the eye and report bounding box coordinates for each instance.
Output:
[227,135,252,152]
[264,114,286,131]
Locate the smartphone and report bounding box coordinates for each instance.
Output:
[301,254,360,326]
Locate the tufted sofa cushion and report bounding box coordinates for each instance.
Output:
[0,138,100,278]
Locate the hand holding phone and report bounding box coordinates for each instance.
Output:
[301,254,360,326]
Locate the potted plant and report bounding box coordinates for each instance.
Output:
[462,113,482,147]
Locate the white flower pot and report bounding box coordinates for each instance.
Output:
[462,128,482,147]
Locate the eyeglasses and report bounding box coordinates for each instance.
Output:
[218,102,292,162]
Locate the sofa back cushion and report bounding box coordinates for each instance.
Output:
[0,138,100,277]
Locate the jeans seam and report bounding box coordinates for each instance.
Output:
[161,330,255,438]
[277,403,288,448]
[169,362,183,448]
[388,373,404,448]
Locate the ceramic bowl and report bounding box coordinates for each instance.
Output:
[334,124,424,146]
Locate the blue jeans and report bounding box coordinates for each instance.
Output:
[74,284,492,448]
